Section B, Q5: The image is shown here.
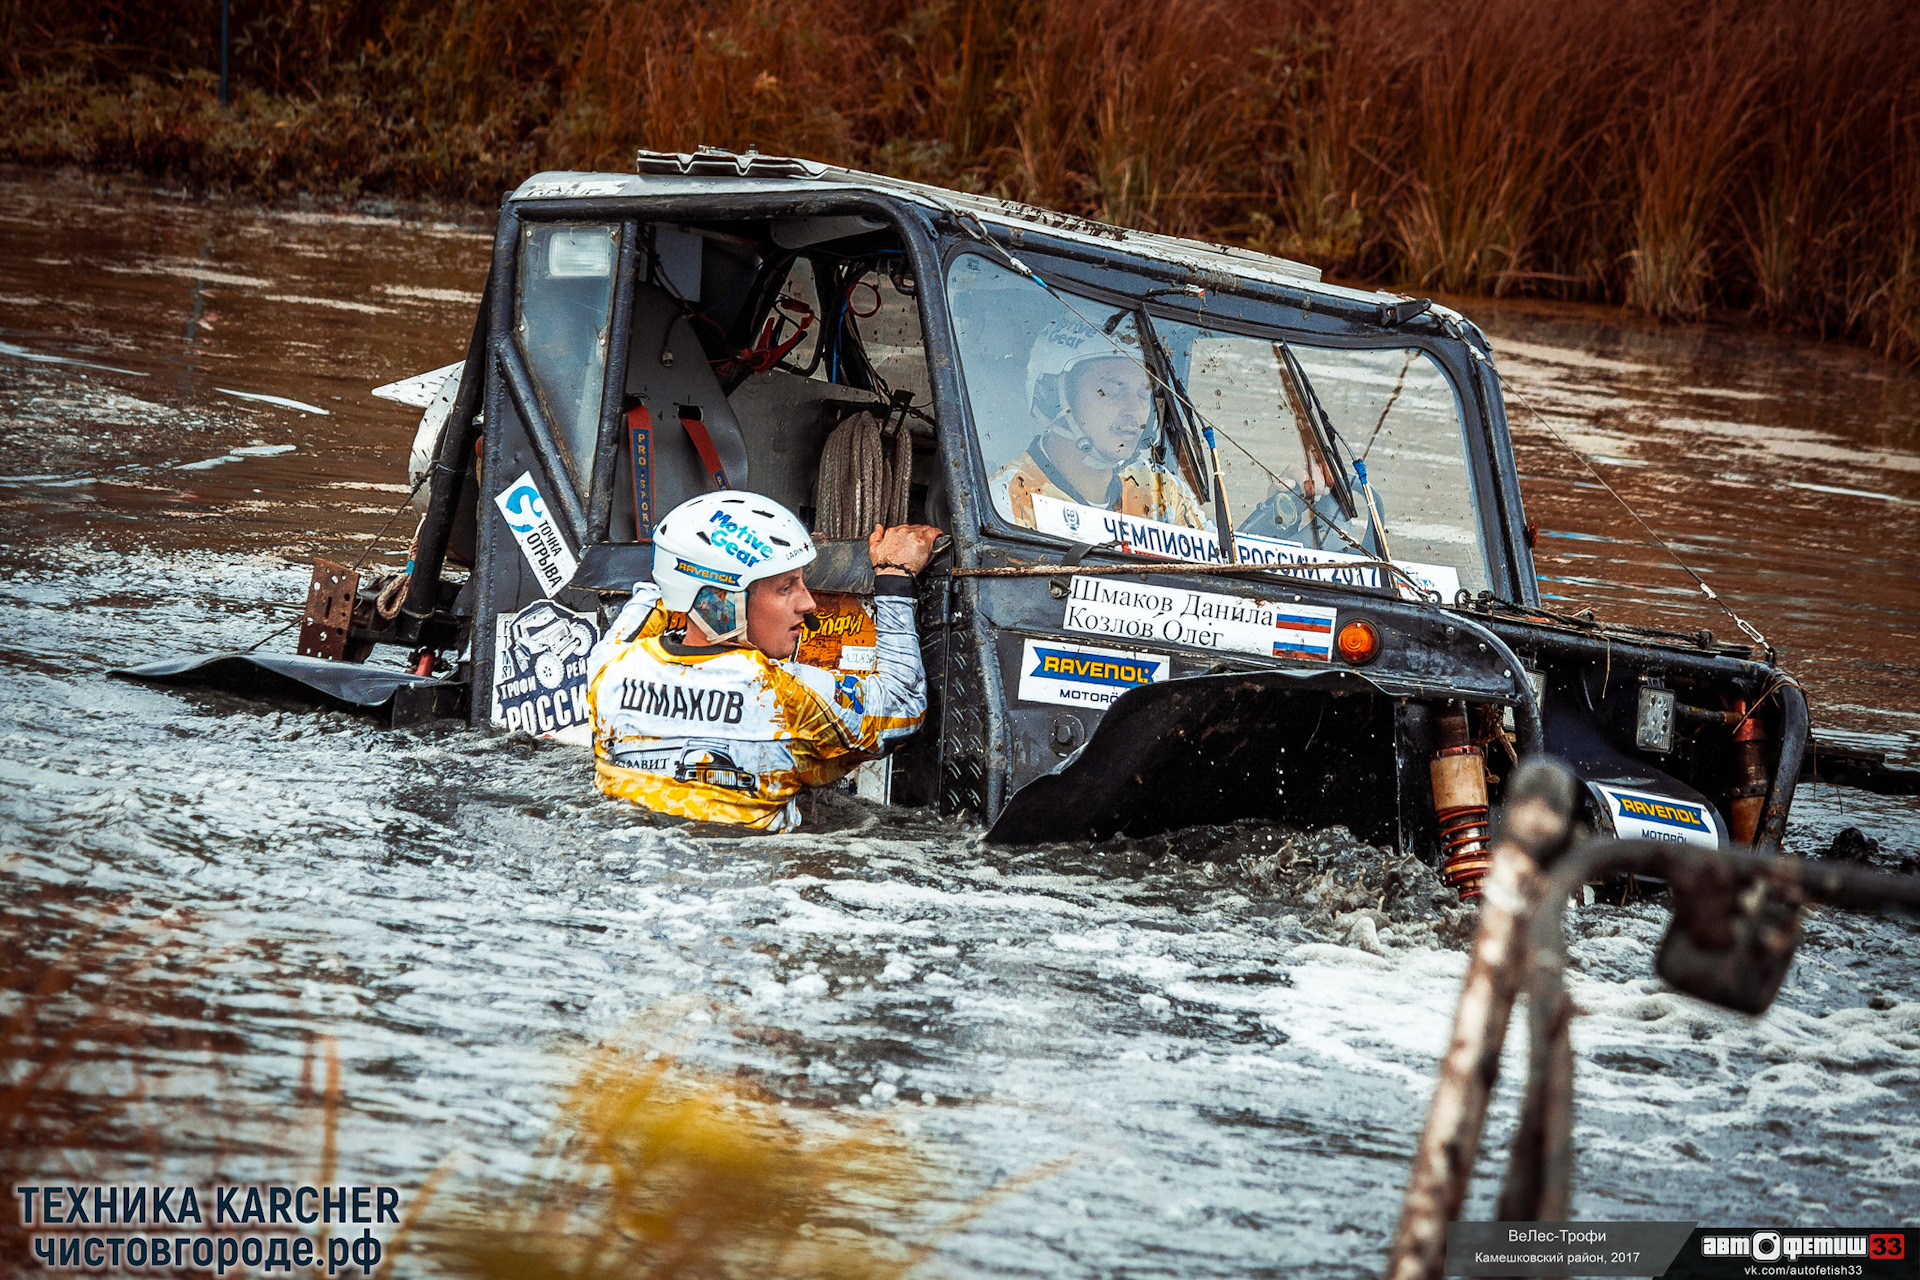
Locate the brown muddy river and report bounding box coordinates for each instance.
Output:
[3,167,1917,1274]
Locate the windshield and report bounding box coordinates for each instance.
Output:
[945,251,1487,598]
[1159,322,1490,594]
[945,253,1211,535]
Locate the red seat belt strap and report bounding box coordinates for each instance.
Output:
[679,411,729,489]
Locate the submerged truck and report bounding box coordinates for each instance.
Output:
[132,148,1864,887]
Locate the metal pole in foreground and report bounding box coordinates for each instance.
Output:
[1383,759,1576,1280]
[219,0,231,106]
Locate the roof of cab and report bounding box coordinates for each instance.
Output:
[507,149,1426,309]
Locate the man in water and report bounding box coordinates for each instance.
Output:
[587,491,940,831]
[990,325,1208,530]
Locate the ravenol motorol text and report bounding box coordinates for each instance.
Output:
[14,1183,403,1276]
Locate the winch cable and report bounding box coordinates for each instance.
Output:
[944,208,1433,598]
[1362,351,1415,460]
[1456,334,1771,655]
[244,470,429,654]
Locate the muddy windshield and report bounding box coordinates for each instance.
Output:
[945,253,1212,538]
[1158,322,1490,594]
[947,252,1487,595]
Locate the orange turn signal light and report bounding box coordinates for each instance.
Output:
[1336,618,1380,664]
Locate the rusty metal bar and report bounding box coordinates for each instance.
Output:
[1388,757,1920,1280]
[951,559,1404,580]
[1384,758,1577,1280]
[1544,838,1920,917]
[1759,680,1809,850]
[1495,890,1576,1223]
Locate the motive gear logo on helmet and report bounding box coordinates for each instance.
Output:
[652,491,816,643]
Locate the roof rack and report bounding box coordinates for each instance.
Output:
[631,147,1326,286]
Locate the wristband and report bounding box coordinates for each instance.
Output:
[871,562,915,576]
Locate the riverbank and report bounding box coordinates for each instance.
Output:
[3,160,1918,1274]
[8,0,1919,365]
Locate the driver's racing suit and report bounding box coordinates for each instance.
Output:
[586,577,926,831]
[990,436,1208,531]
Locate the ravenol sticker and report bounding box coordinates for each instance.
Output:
[491,599,599,746]
[1018,639,1169,708]
[494,471,578,597]
[675,557,741,589]
[1595,784,1720,848]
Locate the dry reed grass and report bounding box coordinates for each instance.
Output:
[0,892,240,1255]
[4,0,1918,360]
[0,888,451,1274]
[430,1018,1069,1280]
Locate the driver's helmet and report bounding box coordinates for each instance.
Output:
[652,491,815,643]
[1024,321,1152,456]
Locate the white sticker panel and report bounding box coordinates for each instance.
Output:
[491,600,599,746]
[1060,575,1337,662]
[1594,784,1721,848]
[494,470,578,596]
[1029,493,1462,601]
[517,176,630,200]
[1017,639,1170,708]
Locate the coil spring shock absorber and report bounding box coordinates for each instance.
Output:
[1430,705,1492,899]
[1726,697,1770,847]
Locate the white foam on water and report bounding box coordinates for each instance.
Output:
[215,388,331,415]
[0,338,146,376]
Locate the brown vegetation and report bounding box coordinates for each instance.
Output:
[0,893,239,1256]
[431,1018,1070,1279]
[5,0,1918,359]
[438,1037,928,1279]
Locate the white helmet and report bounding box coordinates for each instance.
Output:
[652,491,816,642]
[1025,320,1152,456]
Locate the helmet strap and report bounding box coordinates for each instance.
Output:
[688,586,750,645]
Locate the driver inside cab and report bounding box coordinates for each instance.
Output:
[587,492,940,832]
[990,323,1207,530]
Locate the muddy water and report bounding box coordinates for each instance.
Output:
[3,168,1918,1274]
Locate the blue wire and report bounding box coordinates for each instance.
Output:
[830,296,846,382]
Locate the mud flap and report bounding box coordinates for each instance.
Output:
[111,653,468,727]
[986,667,1393,845]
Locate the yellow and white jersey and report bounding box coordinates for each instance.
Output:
[586,580,927,831]
[989,442,1209,532]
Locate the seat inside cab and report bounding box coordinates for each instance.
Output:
[603,216,940,594]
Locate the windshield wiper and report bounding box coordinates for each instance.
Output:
[1138,315,1237,563]
[1274,341,1401,562]
[1273,341,1358,521]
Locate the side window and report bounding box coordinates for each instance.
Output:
[781,255,932,407]
[774,257,825,377]
[849,265,932,407]
[945,252,1205,533]
[515,223,618,501]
